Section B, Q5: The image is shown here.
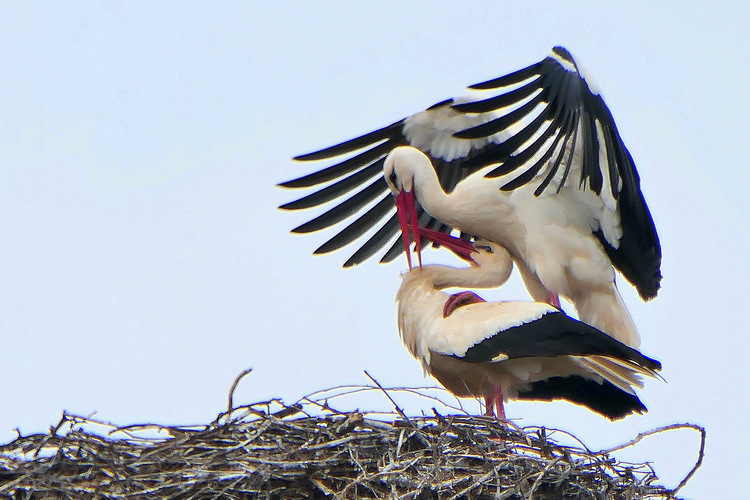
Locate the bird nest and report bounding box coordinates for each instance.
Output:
[0,373,704,500]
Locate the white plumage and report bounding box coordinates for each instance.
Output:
[280,46,661,348]
[396,237,662,420]
[385,145,641,347]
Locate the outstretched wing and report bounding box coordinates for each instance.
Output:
[279,102,489,267]
[279,46,661,298]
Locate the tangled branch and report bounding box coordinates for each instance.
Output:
[0,381,704,499]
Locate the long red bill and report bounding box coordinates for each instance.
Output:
[405,191,422,268]
[395,189,477,268]
[395,190,414,269]
[417,226,477,264]
[395,189,422,269]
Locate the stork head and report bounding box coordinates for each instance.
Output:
[384,146,426,195]
[386,147,425,270]
[470,238,514,284]
[387,147,457,271]
[418,231,513,279]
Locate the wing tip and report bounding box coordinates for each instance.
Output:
[276,177,318,189]
[292,151,327,162]
[638,271,662,301]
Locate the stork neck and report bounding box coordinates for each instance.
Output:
[411,167,452,223]
[417,263,510,290]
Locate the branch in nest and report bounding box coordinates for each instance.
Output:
[0,382,705,500]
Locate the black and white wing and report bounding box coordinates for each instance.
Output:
[428,300,660,374]
[454,308,661,373]
[279,46,661,298]
[438,304,662,420]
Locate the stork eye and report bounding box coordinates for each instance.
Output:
[388,170,398,187]
[477,244,493,253]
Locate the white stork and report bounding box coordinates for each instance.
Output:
[279,46,660,348]
[387,146,641,347]
[396,229,662,420]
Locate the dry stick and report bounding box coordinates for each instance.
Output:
[669,425,706,497]
[227,368,254,414]
[527,456,564,500]
[598,423,706,498]
[446,468,496,500]
[598,423,699,454]
[363,371,413,428]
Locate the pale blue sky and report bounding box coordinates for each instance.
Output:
[1,3,748,498]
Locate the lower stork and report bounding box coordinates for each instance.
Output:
[396,229,661,419]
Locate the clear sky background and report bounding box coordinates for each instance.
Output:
[1,3,748,498]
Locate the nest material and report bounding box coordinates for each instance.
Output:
[0,380,704,500]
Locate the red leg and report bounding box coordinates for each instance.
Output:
[546,292,561,310]
[483,394,495,416]
[443,291,486,317]
[494,386,506,420]
[483,385,506,419]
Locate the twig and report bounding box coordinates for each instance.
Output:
[363,371,413,428]
[598,422,702,454]
[598,422,706,498]
[527,456,564,500]
[227,368,254,414]
[667,424,706,497]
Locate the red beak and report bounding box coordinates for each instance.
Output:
[394,189,477,267]
[418,226,477,264]
[395,189,422,269]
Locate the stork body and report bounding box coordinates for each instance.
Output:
[280,46,661,347]
[387,146,640,347]
[396,239,661,420]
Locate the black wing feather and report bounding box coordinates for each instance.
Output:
[453,91,545,140]
[467,61,542,90]
[280,160,382,210]
[280,138,401,188]
[460,311,661,371]
[291,178,386,234]
[533,107,580,196]
[279,47,661,298]
[313,194,394,254]
[452,78,541,114]
[344,215,400,267]
[293,121,403,162]
[518,376,647,420]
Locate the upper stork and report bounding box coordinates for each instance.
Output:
[279,46,661,346]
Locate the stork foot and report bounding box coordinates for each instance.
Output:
[443,291,486,318]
